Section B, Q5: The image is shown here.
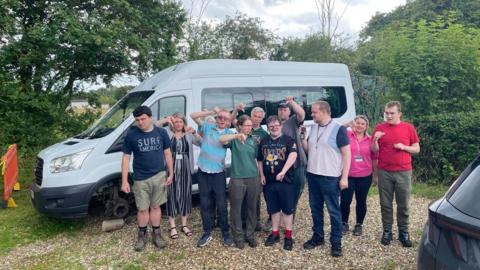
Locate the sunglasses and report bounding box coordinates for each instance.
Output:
[215,115,229,121]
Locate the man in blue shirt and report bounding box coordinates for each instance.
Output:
[191,107,234,248]
[121,106,173,251]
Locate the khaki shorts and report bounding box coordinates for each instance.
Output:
[132,171,167,211]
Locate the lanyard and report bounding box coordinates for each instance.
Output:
[316,120,332,144]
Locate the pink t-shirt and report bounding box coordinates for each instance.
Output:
[348,130,377,177]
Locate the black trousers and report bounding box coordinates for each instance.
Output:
[340,175,372,225]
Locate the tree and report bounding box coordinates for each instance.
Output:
[182,12,277,60]
[0,0,186,97]
[360,0,480,40]
[270,33,355,67]
[313,0,348,43]
[0,0,186,149]
[358,18,480,118]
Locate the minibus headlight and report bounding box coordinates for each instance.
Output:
[50,149,92,173]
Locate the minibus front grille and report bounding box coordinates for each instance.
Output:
[34,158,44,186]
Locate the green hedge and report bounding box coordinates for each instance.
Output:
[414,110,480,184]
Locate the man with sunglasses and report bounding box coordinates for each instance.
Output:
[257,115,298,250]
[191,108,235,248]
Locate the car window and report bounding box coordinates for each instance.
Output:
[448,163,480,219]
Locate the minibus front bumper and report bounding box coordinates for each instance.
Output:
[30,182,93,218]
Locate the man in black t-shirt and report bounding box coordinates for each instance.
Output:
[121,106,173,251]
[257,115,298,251]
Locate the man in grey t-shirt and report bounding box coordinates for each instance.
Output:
[278,96,306,216]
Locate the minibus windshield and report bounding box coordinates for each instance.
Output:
[75,91,154,139]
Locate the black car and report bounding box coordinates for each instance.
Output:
[417,155,480,269]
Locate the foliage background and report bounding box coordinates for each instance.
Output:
[1,0,479,184]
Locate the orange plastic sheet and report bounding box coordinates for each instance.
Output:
[1,144,18,202]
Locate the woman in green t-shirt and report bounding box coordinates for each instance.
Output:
[220,115,261,249]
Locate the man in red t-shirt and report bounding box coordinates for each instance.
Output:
[372,101,420,248]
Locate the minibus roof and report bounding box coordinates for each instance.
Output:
[132,59,349,91]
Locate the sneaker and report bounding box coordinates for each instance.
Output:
[398,231,413,247]
[264,233,280,246]
[353,223,363,236]
[197,232,212,248]
[303,233,325,250]
[152,229,166,249]
[341,222,349,235]
[283,237,294,251]
[255,222,263,232]
[223,233,234,247]
[235,240,245,249]
[381,230,393,245]
[245,238,257,248]
[134,230,147,252]
[331,244,342,257]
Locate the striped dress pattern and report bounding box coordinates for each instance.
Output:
[166,136,192,217]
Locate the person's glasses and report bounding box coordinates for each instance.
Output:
[216,116,229,121]
[268,124,281,129]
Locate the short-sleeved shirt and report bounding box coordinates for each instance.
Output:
[347,130,378,177]
[251,126,268,145]
[307,121,349,177]
[227,136,258,179]
[257,135,297,184]
[282,115,307,168]
[122,126,171,180]
[197,121,234,173]
[373,121,419,171]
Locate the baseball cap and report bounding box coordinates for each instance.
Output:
[278,101,291,109]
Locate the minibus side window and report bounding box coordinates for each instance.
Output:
[264,87,347,120]
[233,93,254,118]
[156,96,186,119]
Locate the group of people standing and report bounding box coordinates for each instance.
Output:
[120,98,419,257]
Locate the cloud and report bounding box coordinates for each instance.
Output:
[180,0,406,40]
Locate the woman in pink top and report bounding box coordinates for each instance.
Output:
[340,115,378,236]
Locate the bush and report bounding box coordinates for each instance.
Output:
[0,90,100,154]
[414,110,480,184]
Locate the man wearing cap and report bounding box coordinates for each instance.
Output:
[277,96,306,216]
[121,105,174,251]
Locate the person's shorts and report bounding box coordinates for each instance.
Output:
[132,171,167,211]
[263,182,295,215]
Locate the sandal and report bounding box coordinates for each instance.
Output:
[169,227,179,239]
[180,226,193,237]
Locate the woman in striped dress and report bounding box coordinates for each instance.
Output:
[160,113,201,239]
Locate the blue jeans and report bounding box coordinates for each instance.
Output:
[198,170,229,235]
[307,173,342,246]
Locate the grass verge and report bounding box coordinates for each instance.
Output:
[369,181,449,200]
[0,190,85,256]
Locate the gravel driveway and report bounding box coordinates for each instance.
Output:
[2,191,432,270]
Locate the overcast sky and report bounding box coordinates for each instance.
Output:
[181,0,406,41]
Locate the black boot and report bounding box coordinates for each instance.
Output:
[380,230,392,245]
[398,231,412,247]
